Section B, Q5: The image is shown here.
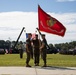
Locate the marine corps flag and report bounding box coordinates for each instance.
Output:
[38,5,66,37]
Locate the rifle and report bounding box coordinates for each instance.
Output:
[36,28,51,50]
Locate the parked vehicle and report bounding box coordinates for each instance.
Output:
[0,49,5,54]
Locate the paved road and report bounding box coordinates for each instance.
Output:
[0,66,76,75]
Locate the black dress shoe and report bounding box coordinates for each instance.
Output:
[26,65,31,67]
[42,64,47,67]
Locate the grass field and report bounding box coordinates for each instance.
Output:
[0,53,76,67]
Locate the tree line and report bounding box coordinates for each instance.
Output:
[49,41,76,55]
[0,40,76,54]
[0,40,24,54]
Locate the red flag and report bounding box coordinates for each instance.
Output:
[38,5,66,37]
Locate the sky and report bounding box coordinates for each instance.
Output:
[0,0,76,44]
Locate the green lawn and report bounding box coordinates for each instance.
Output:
[0,53,76,67]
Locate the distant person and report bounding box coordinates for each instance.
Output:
[32,34,41,66]
[73,46,76,56]
[5,49,8,54]
[18,41,24,59]
[26,33,32,67]
[40,34,47,67]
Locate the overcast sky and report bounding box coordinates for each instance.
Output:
[0,0,76,44]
